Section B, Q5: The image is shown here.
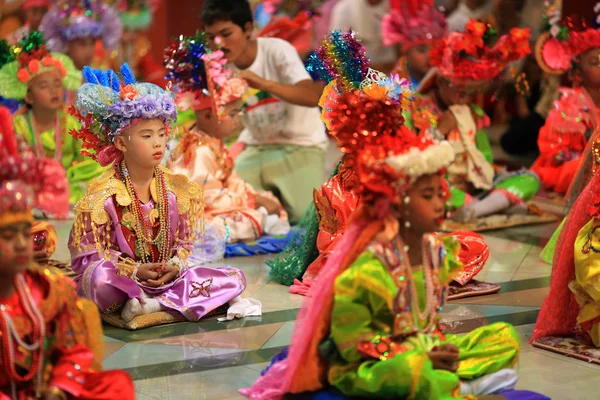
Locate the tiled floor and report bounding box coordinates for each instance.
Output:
[45,141,588,399]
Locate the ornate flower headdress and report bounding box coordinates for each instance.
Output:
[307,30,414,149]
[0,107,69,224]
[40,0,123,52]
[69,63,178,166]
[382,0,447,49]
[535,4,600,75]
[108,0,161,31]
[356,131,455,204]
[164,33,248,118]
[0,31,81,100]
[430,19,531,83]
[308,29,419,192]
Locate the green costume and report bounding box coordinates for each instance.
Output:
[329,237,520,399]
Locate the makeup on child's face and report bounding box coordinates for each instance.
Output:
[121,118,167,168]
[68,37,97,70]
[579,47,600,89]
[204,20,249,62]
[0,222,33,274]
[401,175,446,234]
[26,71,64,110]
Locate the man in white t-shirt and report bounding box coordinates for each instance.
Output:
[201,0,327,223]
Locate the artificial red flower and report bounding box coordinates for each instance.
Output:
[510,27,531,41]
[17,68,30,83]
[453,34,483,57]
[466,20,486,38]
[28,59,40,74]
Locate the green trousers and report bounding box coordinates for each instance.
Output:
[235,144,325,224]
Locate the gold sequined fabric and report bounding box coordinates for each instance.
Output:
[71,165,204,257]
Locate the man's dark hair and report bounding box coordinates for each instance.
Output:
[200,0,254,29]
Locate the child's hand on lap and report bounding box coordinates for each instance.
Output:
[428,344,460,372]
[136,263,161,282]
[144,264,179,287]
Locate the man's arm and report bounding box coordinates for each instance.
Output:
[240,70,323,107]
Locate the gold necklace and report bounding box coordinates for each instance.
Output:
[119,161,171,263]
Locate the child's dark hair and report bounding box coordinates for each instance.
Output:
[200,0,253,29]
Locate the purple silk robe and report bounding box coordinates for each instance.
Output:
[69,192,246,321]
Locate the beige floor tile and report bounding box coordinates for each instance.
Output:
[482,236,533,273]
[516,246,550,270]
[104,340,126,360]
[210,255,273,285]
[515,347,600,399]
[470,270,516,284]
[243,283,267,297]
[135,322,285,350]
[134,365,260,400]
[511,269,552,281]
[252,282,305,311]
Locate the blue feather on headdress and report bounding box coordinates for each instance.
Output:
[120,63,137,85]
[107,69,120,92]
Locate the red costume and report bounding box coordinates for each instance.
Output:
[532,10,600,194]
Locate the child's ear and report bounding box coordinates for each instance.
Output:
[114,135,127,152]
[24,90,33,106]
[244,21,254,38]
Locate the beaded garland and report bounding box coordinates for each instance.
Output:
[0,275,47,399]
[118,160,171,263]
[389,234,447,337]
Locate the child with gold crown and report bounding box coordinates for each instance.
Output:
[68,64,261,324]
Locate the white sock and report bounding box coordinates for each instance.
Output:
[121,295,165,322]
[460,369,518,396]
[470,192,512,219]
[121,298,142,322]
